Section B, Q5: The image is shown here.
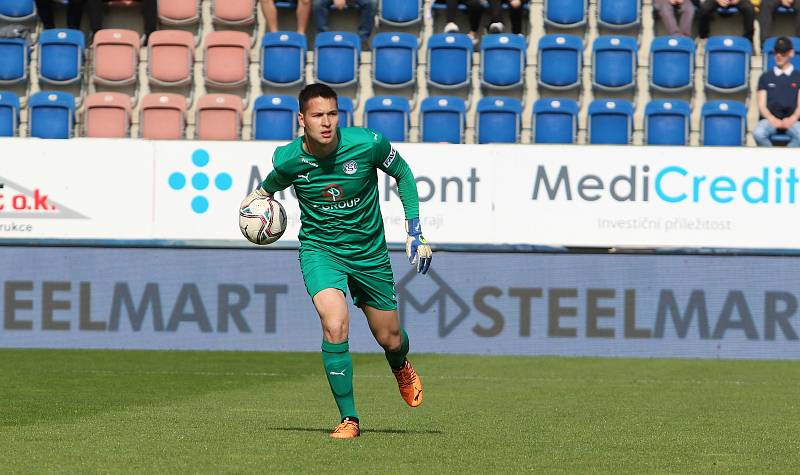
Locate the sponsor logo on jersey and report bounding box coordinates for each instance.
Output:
[383,148,396,168]
[301,157,319,167]
[297,172,311,182]
[343,160,358,175]
[322,184,344,202]
[320,197,361,210]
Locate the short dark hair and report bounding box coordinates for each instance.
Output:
[775,36,794,54]
[298,83,338,113]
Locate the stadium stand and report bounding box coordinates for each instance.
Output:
[0,0,36,22]
[28,91,75,139]
[37,29,84,86]
[588,99,633,145]
[314,32,360,87]
[378,0,422,26]
[704,36,752,93]
[701,100,747,146]
[195,94,243,140]
[252,94,299,140]
[476,97,522,144]
[139,93,187,139]
[211,0,257,27]
[533,98,579,144]
[544,0,588,28]
[372,32,417,89]
[649,36,695,93]
[592,35,638,91]
[597,0,641,29]
[203,31,251,89]
[427,33,473,90]
[260,32,307,87]
[419,96,466,144]
[157,0,202,27]
[480,34,527,90]
[763,36,800,71]
[91,29,140,87]
[364,96,410,142]
[338,95,354,127]
[0,37,29,86]
[538,34,583,90]
[83,92,132,138]
[0,92,20,137]
[147,30,195,87]
[644,99,691,146]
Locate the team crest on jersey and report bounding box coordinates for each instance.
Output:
[343,160,358,175]
[383,148,396,168]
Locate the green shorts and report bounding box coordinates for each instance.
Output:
[299,248,397,311]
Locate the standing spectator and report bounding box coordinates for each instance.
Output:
[653,0,696,37]
[758,0,800,47]
[35,0,86,30]
[313,0,377,48]
[698,0,756,44]
[261,0,311,35]
[753,37,800,146]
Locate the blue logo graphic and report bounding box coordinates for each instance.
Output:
[168,149,233,214]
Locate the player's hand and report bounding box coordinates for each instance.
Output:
[240,187,271,209]
[769,116,784,129]
[405,218,432,275]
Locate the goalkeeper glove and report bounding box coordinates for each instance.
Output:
[405,218,432,275]
[240,186,271,208]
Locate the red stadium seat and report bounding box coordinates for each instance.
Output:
[139,93,187,139]
[84,92,132,137]
[195,93,243,140]
[92,29,140,86]
[203,31,250,89]
[147,30,195,87]
[211,0,256,26]
[158,0,201,26]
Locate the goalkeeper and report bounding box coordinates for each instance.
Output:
[244,83,432,439]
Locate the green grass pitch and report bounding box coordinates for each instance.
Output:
[1,349,799,473]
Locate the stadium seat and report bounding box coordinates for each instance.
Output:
[538,34,582,90]
[338,96,354,127]
[204,31,251,89]
[92,29,140,86]
[533,98,579,144]
[379,0,422,26]
[597,0,640,29]
[195,94,243,140]
[476,97,522,144]
[363,96,410,142]
[372,32,417,89]
[544,0,587,28]
[0,92,20,137]
[644,100,690,146]
[38,29,85,85]
[705,36,752,93]
[763,37,800,71]
[158,0,201,26]
[260,32,306,87]
[701,100,746,146]
[28,91,75,139]
[84,92,132,138]
[592,35,637,91]
[147,30,195,87]
[139,93,187,139]
[480,34,526,89]
[211,0,256,26]
[314,32,360,87]
[588,99,633,145]
[252,95,299,140]
[427,33,473,90]
[0,38,29,85]
[0,0,36,22]
[420,96,466,144]
[650,36,695,92]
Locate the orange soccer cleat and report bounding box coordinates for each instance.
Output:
[392,359,423,407]
[330,418,360,439]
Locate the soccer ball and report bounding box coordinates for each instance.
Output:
[239,196,287,245]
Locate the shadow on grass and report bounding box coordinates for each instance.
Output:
[271,427,445,435]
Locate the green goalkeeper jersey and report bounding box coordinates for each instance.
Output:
[261,127,419,259]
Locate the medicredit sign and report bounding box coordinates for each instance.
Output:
[2,138,800,249]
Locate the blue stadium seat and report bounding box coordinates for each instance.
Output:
[427,33,473,89]
[260,32,306,87]
[538,34,583,90]
[704,36,752,93]
[650,36,695,92]
[364,96,410,142]
[597,0,640,29]
[588,99,633,145]
[372,32,417,89]
[38,29,85,86]
[476,97,522,144]
[0,38,29,85]
[338,96,354,127]
[592,35,637,91]
[544,0,587,28]
[533,98,578,144]
[480,34,526,89]
[420,96,466,143]
[644,100,690,146]
[28,91,76,139]
[763,37,800,71]
[379,0,422,26]
[701,100,746,146]
[252,95,299,140]
[0,0,36,22]
[0,92,21,137]
[314,32,360,87]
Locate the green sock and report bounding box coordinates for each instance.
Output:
[385,328,409,370]
[321,339,357,420]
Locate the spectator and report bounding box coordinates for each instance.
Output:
[753,37,800,146]
[442,0,484,44]
[313,0,377,47]
[653,0,696,37]
[698,0,756,44]
[758,0,800,47]
[261,0,311,35]
[35,0,86,30]
[486,0,527,35]
[83,0,158,44]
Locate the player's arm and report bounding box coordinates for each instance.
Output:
[373,133,432,275]
[240,157,293,206]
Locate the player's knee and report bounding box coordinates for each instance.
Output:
[378,331,402,352]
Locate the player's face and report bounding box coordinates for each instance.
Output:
[299,97,339,146]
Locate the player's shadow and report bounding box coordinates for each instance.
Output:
[271,427,444,435]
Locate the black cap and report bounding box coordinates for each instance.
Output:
[774,36,794,54]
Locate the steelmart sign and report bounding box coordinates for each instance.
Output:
[0,247,798,359]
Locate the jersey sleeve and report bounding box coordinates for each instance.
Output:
[757,73,767,91]
[260,150,294,193]
[372,131,419,220]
